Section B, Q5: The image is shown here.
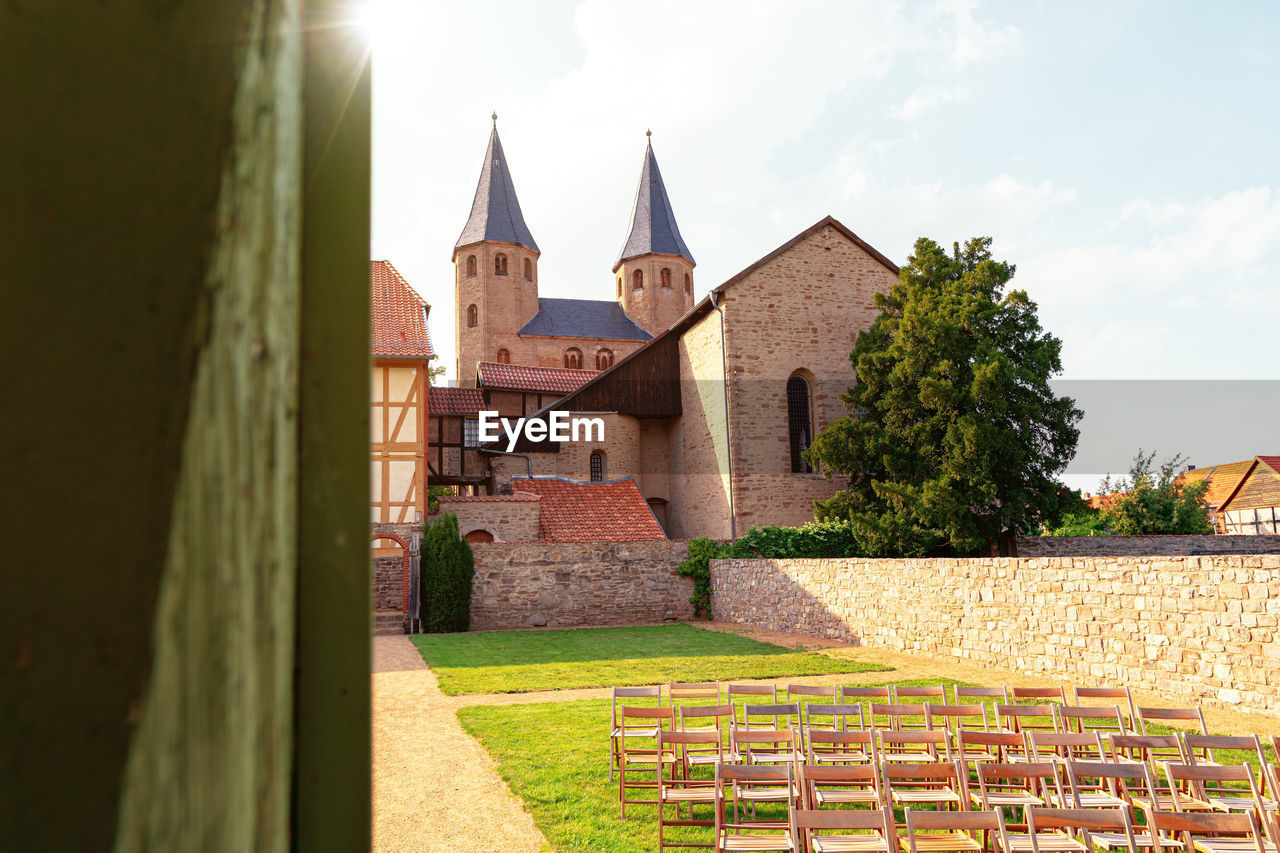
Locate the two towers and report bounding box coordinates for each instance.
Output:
[452,123,695,382]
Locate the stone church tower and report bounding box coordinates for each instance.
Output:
[453,119,540,384]
[614,133,696,335]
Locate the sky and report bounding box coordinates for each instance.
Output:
[362,0,1279,486]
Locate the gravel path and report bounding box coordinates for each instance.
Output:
[372,636,548,852]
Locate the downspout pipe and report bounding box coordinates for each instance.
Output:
[708,291,736,539]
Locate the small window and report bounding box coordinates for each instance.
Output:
[495,348,510,364]
[617,276,622,299]
[564,348,583,369]
[632,269,643,290]
[466,255,476,277]
[590,451,605,482]
[684,273,691,295]
[787,374,814,474]
[464,418,480,447]
[660,268,672,289]
[466,304,478,327]
[596,348,614,370]
[495,254,508,275]
[523,258,532,281]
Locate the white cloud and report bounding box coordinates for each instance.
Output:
[892,85,971,120]
[938,0,1020,66]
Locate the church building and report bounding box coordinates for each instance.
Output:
[440,123,901,541]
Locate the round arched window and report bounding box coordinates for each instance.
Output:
[632,269,643,290]
[596,349,614,370]
[564,348,583,369]
[466,255,477,277]
[590,451,606,482]
[660,268,672,289]
[495,254,508,275]
[523,258,533,281]
[496,349,510,364]
[466,304,478,327]
[787,374,814,474]
[684,273,692,295]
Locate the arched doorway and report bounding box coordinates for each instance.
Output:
[371,532,410,635]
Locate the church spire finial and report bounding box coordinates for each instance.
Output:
[492,111,498,126]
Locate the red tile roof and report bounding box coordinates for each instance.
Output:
[510,476,666,542]
[477,361,598,394]
[1258,456,1280,476]
[371,260,434,358]
[437,492,539,503]
[428,387,485,416]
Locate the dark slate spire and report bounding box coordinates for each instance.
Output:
[455,122,539,253]
[616,133,694,268]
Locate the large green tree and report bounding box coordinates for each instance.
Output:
[807,236,1081,556]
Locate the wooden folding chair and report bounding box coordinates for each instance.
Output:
[618,705,676,817]
[807,726,876,766]
[1165,763,1271,816]
[956,686,1010,704]
[743,703,804,734]
[1027,731,1108,764]
[790,683,840,717]
[715,764,797,852]
[1055,705,1126,736]
[1183,735,1268,770]
[733,726,805,768]
[792,805,897,853]
[1013,807,1142,853]
[800,763,885,810]
[729,684,778,726]
[883,761,967,812]
[679,704,736,769]
[956,731,1034,767]
[806,703,867,736]
[1108,734,1189,769]
[1010,686,1068,705]
[659,730,722,852]
[843,686,892,707]
[878,729,951,764]
[1148,810,1272,853]
[997,705,1059,736]
[971,761,1059,818]
[672,681,723,704]
[871,703,930,732]
[611,685,664,781]
[1072,687,1136,732]
[896,686,948,704]
[903,806,1007,853]
[927,704,992,749]
[1139,708,1209,737]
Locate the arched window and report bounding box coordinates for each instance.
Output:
[523,258,533,281]
[595,348,614,370]
[660,268,672,289]
[564,347,583,369]
[617,276,622,299]
[787,374,814,474]
[632,269,643,290]
[466,255,477,277]
[494,253,508,275]
[495,348,510,364]
[684,273,692,295]
[590,451,605,482]
[466,304,478,327]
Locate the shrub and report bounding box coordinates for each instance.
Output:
[677,520,868,618]
[420,513,474,633]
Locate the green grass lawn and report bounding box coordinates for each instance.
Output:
[412,623,892,695]
[459,683,1274,853]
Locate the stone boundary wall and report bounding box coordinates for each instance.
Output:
[711,554,1280,709]
[1018,535,1280,557]
[471,540,692,630]
[372,556,403,612]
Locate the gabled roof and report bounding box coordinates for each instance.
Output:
[428,386,485,416]
[517,297,653,341]
[1181,459,1260,508]
[455,125,539,254]
[616,137,694,269]
[509,476,667,542]
[477,361,599,394]
[370,260,434,359]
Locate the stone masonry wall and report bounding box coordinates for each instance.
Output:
[471,540,692,630]
[435,495,540,542]
[711,554,1280,710]
[373,556,403,611]
[1017,535,1280,557]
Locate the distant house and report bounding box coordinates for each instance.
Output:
[1182,456,1280,535]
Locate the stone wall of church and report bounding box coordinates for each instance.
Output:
[454,242,540,383]
[669,309,734,540]
[723,224,896,530]
[554,413,641,483]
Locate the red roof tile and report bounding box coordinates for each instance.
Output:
[1257,456,1280,476]
[477,361,598,394]
[428,387,485,416]
[371,260,434,358]
[510,476,666,542]
[437,492,539,503]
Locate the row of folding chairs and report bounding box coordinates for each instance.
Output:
[655,759,1280,853]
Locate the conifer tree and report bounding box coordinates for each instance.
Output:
[419,513,474,633]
